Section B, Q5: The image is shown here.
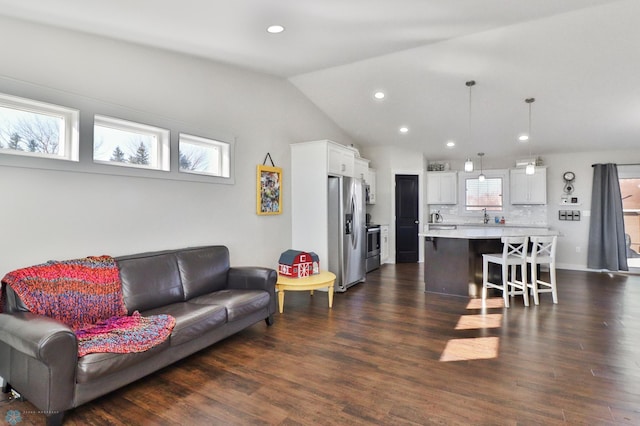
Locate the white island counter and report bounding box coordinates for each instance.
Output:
[420,227,557,240]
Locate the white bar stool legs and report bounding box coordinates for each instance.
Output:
[527,235,558,305]
[482,236,529,308]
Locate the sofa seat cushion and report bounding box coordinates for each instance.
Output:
[143,302,227,346]
[77,338,170,383]
[190,289,270,322]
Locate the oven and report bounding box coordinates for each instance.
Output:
[366,225,381,272]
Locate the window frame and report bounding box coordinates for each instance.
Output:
[93,114,170,171]
[0,92,79,162]
[0,78,235,185]
[178,133,231,178]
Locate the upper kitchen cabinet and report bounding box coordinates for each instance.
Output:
[427,171,458,204]
[510,167,547,204]
[366,168,377,204]
[327,142,355,177]
[354,157,369,181]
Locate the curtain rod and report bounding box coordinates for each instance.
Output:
[592,163,640,167]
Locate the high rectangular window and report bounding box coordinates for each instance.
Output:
[0,93,79,161]
[179,133,230,178]
[465,177,503,211]
[93,115,170,171]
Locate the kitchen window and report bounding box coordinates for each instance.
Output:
[0,92,79,161]
[465,177,503,211]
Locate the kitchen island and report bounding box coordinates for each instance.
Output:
[419,227,558,297]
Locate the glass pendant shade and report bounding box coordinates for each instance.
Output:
[464,159,474,172]
[525,162,535,175]
[478,173,486,182]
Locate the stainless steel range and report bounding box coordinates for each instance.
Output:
[366,224,381,272]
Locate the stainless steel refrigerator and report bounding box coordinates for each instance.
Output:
[328,176,366,292]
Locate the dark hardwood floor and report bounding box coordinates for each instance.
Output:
[3,264,640,425]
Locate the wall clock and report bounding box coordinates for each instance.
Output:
[563,171,575,194]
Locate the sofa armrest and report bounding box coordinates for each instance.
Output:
[227,267,276,291]
[0,312,76,361]
[227,267,277,315]
[0,312,77,412]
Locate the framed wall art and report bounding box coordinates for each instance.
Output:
[256,164,282,215]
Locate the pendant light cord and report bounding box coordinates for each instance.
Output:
[466,81,476,148]
[525,97,536,174]
[464,81,476,172]
[527,98,534,159]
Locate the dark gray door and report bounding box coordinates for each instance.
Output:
[395,174,419,263]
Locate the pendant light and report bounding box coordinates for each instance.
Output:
[525,98,536,175]
[464,80,476,172]
[478,152,485,181]
[464,158,474,172]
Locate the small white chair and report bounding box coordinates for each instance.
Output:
[526,235,558,305]
[482,236,529,308]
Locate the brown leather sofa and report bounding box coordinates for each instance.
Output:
[0,245,277,426]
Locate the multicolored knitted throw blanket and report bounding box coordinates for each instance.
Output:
[1,255,175,357]
[75,311,176,357]
[1,256,127,328]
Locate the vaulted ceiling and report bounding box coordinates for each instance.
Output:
[1,0,637,161]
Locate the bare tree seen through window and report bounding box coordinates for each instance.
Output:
[0,108,61,154]
[179,150,208,172]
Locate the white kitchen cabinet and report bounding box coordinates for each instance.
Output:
[510,167,547,204]
[366,168,377,204]
[354,157,369,181]
[426,171,458,204]
[291,140,370,272]
[328,143,355,177]
[380,225,389,264]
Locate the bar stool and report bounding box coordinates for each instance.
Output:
[526,235,558,305]
[482,236,529,308]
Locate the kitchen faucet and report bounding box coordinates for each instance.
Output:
[482,208,490,224]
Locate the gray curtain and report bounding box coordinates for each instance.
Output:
[587,163,628,271]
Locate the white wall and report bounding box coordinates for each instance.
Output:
[1,16,635,275]
[544,148,640,270]
[0,16,353,274]
[363,145,425,263]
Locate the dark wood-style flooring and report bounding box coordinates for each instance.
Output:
[2,264,640,425]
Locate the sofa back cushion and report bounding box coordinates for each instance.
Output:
[117,251,184,313]
[177,246,230,300]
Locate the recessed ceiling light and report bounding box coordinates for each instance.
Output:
[374,91,385,100]
[446,141,456,148]
[267,25,285,34]
[518,134,529,142]
[399,127,409,134]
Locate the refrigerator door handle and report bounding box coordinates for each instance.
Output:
[351,196,358,248]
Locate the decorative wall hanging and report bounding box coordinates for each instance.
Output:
[257,153,282,215]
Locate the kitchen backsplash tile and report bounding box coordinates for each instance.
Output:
[428,204,548,226]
